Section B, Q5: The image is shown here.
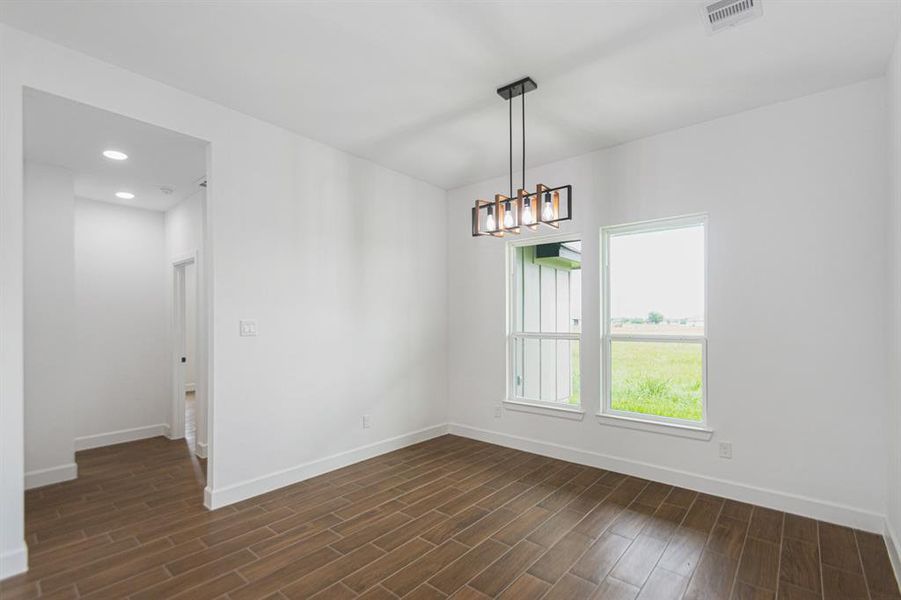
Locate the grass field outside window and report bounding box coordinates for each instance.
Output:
[609,341,702,421]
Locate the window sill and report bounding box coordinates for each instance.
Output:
[503,399,585,421]
[595,413,713,440]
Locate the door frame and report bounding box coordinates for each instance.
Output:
[171,251,198,451]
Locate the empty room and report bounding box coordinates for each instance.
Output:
[0,1,899,599]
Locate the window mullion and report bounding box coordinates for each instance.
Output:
[609,334,706,343]
[512,332,580,340]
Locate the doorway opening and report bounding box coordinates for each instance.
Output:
[173,255,200,455]
[22,88,212,500]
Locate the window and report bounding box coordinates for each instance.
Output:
[602,216,707,426]
[509,238,581,407]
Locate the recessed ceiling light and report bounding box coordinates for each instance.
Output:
[103,150,128,161]
[115,191,135,200]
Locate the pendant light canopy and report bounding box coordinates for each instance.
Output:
[472,77,572,237]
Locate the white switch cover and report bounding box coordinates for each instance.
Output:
[239,320,257,337]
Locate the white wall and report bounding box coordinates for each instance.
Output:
[447,79,889,531]
[0,24,448,578]
[165,189,203,270]
[73,198,169,440]
[23,162,76,488]
[886,29,901,569]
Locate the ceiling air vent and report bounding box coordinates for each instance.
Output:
[702,0,762,33]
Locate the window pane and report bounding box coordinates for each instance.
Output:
[564,339,580,406]
[513,241,581,334]
[513,337,539,400]
[513,338,580,406]
[609,225,704,335]
[519,246,540,332]
[610,340,702,421]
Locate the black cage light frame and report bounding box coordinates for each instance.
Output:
[471,184,573,237]
[472,77,573,237]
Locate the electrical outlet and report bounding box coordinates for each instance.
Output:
[494,407,502,418]
[363,415,371,429]
[239,320,257,337]
[719,441,733,459]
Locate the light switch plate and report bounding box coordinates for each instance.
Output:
[239,320,257,337]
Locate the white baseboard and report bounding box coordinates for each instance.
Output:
[74,424,171,451]
[205,424,449,510]
[0,542,28,581]
[195,441,208,459]
[24,463,77,490]
[887,519,901,591]
[447,423,886,533]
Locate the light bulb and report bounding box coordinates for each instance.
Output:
[486,207,496,231]
[522,203,534,224]
[503,202,515,228]
[542,198,554,221]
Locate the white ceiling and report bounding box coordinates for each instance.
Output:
[24,89,207,211]
[4,1,900,190]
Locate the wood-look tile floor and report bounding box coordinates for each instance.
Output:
[2,435,899,600]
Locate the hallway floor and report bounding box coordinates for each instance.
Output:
[2,435,898,599]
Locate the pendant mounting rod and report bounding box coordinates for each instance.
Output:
[508,92,513,198]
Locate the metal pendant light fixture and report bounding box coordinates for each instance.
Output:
[472,77,572,237]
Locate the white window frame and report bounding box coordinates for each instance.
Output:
[600,214,710,432]
[506,232,583,417]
